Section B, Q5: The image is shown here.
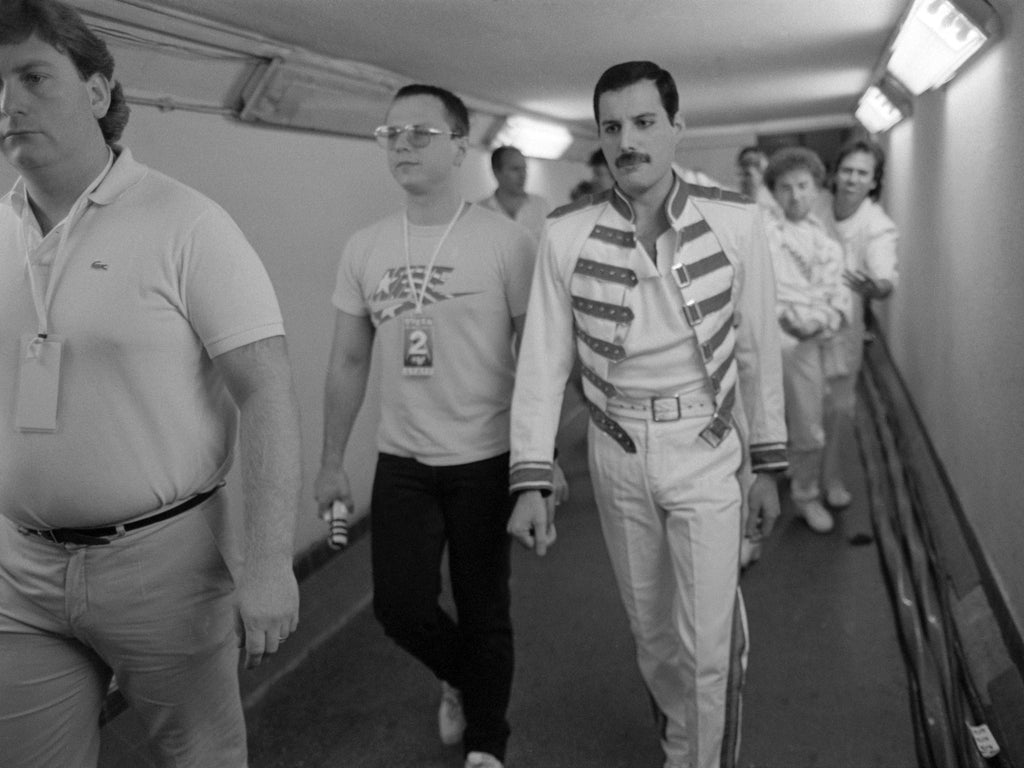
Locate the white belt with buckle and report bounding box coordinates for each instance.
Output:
[606,394,715,422]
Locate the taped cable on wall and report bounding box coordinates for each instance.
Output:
[856,327,1021,768]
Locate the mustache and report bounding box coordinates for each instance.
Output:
[615,152,650,168]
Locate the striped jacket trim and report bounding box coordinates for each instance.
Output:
[574,257,638,287]
[680,217,713,243]
[509,461,555,494]
[571,295,635,323]
[547,189,613,219]
[682,285,732,326]
[709,350,736,393]
[699,384,737,448]
[580,363,620,398]
[701,313,734,362]
[574,325,626,361]
[686,183,750,206]
[586,400,637,453]
[750,443,789,473]
[591,224,636,248]
[673,250,731,286]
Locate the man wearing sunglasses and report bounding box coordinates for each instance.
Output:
[315,84,536,768]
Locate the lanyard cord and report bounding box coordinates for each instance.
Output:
[21,149,114,346]
[23,200,82,341]
[22,197,91,361]
[403,200,465,314]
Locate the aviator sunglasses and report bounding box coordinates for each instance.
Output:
[373,124,463,148]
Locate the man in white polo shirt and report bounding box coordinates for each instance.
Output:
[0,2,301,766]
[478,145,552,242]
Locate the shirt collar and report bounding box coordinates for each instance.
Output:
[2,145,129,218]
[5,177,30,219]
[608,168,691,230]
[89,147,146,205]
[3,146,131,223]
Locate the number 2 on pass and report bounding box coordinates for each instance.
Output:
[402,316,435,376]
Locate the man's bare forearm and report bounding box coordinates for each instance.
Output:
[238,378,302,563]
[321,353,370,471]
[320,311,374,471]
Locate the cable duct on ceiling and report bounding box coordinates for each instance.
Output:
[237,57,405,138]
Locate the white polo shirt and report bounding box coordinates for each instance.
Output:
[477,192,551,242]
[0,149,284,528]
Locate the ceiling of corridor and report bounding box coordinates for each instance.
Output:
[133,0,910,136]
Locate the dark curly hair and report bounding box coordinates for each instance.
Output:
[0,0,130,145]
[763,146,826,191]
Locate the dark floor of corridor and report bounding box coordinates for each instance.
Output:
[100,410,916,768]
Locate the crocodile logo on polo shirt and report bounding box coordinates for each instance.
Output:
[90,261,108,270]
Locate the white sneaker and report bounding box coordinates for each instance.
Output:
[439,681,466,746]
[795,498,834,533]
[825,483,852,509]
[465,751,503,768]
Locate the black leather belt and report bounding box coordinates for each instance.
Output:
[22,485,221,546]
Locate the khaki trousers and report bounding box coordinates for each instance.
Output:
[0,497,245,768]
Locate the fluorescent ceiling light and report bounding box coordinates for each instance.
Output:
[855,85,905,134]
[491,115,574,160]
[886,0,991,95]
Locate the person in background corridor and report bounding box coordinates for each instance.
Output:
[570,148,615,203]
[588,146,615,193]
[315,84,537,768]
[737,145,780,216]
[569,177,595,201]
[0,1,302,766]
[763,147,852,533]
[819,138,899,509]
[506,60,788,768]
[737,147,768,201]
[478,144,552,241]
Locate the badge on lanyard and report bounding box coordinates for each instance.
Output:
[17,162,110,434]
[16,333,64,432]
[402,316,435,376]
[400,200,464,378]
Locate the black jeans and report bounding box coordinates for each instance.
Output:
[371,452,514,760]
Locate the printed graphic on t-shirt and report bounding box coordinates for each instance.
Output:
[369,265,480,325]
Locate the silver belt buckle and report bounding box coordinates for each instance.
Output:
[651,396,682,422]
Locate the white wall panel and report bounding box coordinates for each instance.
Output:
[885,0,1024,637]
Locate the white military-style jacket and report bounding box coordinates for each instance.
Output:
[509,173,788,494]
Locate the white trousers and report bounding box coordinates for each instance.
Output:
[780,334,828,499]
[589,405,744,768]
[822,325,861,490]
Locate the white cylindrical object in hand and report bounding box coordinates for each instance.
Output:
[326,500,349,549]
